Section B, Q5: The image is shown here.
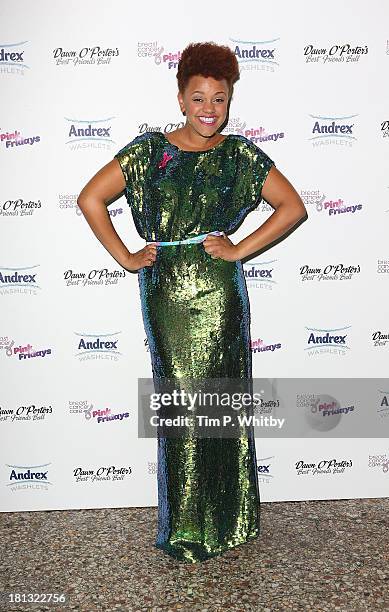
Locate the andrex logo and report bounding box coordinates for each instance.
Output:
[0,265,40,293]
[229,37,280,71]
[244,260,277,290]
[378,390,389,418]
[309,114,358,147]
[75,331,122,362]
[305,325,351,355]
[65,117,115,150]
[6,462,52,489]
[257,456,275,481]
[0,41,29,74]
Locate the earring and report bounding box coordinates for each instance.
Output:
[181,108,186,116]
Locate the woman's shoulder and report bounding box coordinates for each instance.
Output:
[227,133,261,150]
[228,133,274,162]
[119,131,161,150]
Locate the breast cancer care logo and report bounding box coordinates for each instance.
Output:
[137,42,181,69]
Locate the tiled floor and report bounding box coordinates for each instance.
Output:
[1,498,388,611]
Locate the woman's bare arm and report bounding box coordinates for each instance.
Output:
[77,160,156,271]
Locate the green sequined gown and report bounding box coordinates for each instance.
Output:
[115,131,274,563]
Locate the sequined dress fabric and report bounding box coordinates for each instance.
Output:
[115,131,274,563]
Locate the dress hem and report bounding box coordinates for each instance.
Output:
[155,527,261,564]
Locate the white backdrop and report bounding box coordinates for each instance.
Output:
[1,0,389,512]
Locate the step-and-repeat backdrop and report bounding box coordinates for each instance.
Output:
[1,1,388,512]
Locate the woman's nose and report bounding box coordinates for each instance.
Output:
[202,100,215,113]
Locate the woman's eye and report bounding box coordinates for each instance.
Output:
[192,98,225,103]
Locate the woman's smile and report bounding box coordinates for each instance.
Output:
[197,116,218,126]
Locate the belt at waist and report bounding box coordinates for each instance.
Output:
[146,230,224,246]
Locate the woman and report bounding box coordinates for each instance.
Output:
[78,42,307,563]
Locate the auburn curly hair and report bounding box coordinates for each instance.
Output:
[176,42,240,96]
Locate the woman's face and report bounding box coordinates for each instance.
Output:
[178,74,230,138]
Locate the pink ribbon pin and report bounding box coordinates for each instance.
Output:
[158,151,173,169]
